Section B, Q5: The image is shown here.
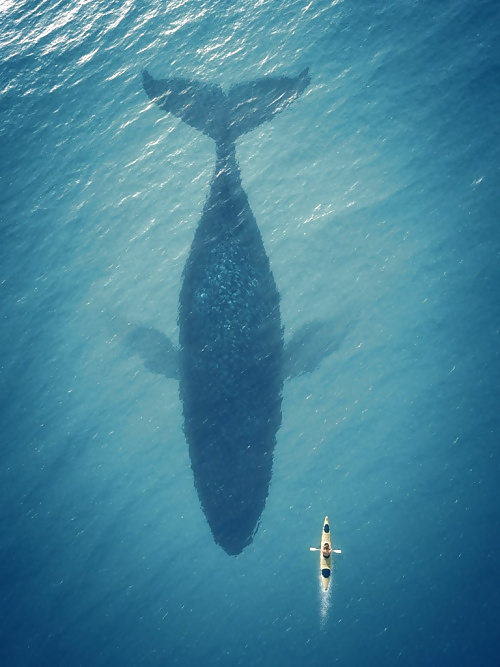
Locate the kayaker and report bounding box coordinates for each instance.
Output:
[322,543,332,558]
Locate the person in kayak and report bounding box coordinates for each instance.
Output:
[322,543,332,558]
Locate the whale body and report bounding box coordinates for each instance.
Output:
[142,68,310,554]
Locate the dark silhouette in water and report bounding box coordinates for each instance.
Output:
[140,68,311,555]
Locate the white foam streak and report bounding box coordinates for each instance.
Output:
[319,574,331,630]
[0,0,15,13]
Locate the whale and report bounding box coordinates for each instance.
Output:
[139,68,312,555]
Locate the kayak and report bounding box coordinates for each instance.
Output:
[309,515,341,589]
[320,515,332,591]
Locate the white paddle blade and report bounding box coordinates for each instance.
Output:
[333,549,342,554]
[309,547,320,551]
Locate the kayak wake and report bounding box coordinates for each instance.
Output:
[319,575,332,629]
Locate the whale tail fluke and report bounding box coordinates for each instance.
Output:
[142,70,228,142]
[227,67,310,140]
[142,67,310,145]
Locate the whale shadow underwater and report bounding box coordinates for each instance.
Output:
[129,67,343,555]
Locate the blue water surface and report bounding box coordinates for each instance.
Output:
[1,0,499,665]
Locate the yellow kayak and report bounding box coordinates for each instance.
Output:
[310,515,342,589]
[320,515,333,590]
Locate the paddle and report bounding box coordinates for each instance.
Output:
[309,547,342,553]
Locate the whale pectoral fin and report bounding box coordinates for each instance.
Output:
[142,70,227,141]
[284,318,345,379]
[227,67,311,140]
[124,325,179,380]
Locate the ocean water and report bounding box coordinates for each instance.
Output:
[1,0,499,665]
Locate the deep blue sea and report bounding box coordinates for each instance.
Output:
[1,0,499,665]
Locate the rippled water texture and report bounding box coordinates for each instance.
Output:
[1,0,499,665]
